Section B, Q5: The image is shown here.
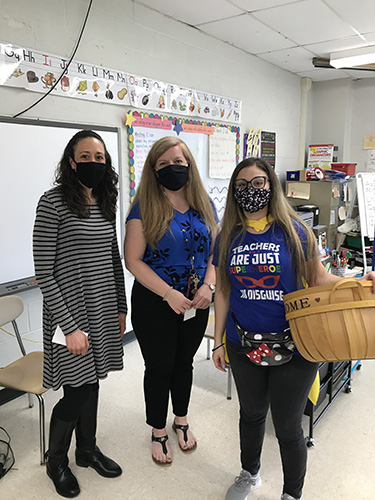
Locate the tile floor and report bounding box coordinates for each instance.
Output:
[1,339,375,499]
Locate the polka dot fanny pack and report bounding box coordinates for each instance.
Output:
[231,312,295,366]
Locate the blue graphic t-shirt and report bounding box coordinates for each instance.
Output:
[213,222,307,345]
[127,202,214,294]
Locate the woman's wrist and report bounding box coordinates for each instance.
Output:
[162,286,173,301]
[212,342,225,352]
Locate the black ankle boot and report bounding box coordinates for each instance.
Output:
[76,445,122,478]
[46,415,80,498]
[75,387,122,478]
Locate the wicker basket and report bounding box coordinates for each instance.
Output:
[283,279,375,362]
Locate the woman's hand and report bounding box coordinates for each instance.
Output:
[191,284,212,310]
[358,270,375,291]
[212,345,227,372]
[165,289,192,315]
[66,329,89,355]
[119,313,126,338]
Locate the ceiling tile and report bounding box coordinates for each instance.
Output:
[257,46,316,73]
[134,0,242,25]
[303,35,370,58]
[325,0,375,34]
[198,13,296,53]
[134,0,375,81]
[340,68,375,79]
[297,68,351,81]
[252,0,357,45]
[230,0,303,11]
[361,32,375,44]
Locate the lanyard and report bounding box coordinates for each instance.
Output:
[174,209,196,271]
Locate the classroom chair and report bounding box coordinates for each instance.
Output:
[204,310,233,400]
[0,295,48,465]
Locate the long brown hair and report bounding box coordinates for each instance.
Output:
[130,136,217,246]
[217,157,318,294]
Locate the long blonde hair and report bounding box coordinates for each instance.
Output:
[218,158,318,294]
[130,136,217,247]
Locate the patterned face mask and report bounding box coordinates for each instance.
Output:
[234,185,271,213]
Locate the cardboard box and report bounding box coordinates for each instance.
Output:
[286,170,308,181]
[331,163,356,176]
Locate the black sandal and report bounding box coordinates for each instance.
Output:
[172,420,197,453]
[151,432,172,466]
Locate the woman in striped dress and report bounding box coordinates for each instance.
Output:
[33,130,127,498]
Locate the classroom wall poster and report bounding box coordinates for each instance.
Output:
[260,131,276,168]
[308,144,334,169]
[243,129,276,168]
[209,127,237,178]
[127,111,240,218]
[0,41,241,124]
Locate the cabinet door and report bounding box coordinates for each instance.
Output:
[285,180,341,249]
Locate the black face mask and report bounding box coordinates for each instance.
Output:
[156,164,189,191]
[74,161,106,188]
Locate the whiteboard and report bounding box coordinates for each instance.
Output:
[356,172,375,274]
[356,173,375,239]
[0,118,122,286]
[130,124,236,220]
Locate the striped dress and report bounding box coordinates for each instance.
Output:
[33,187,127,390]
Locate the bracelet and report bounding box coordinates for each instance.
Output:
[212,343,225,352]
[162,286,173,301]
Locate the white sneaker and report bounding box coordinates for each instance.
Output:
[281,494,300,500]
[225,469,262,500]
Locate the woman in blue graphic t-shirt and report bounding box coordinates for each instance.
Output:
[212,157,375,500]
[124,137,217,466]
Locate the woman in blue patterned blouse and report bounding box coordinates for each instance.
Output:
[125,136,217,466]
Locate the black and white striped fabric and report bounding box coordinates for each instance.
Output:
[33,188,127,390]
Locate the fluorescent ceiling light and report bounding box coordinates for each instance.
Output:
[330,46,375,68]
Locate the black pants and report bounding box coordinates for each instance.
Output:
[227,338,318,499]
[53,382,99,422]
[131,281,209,429]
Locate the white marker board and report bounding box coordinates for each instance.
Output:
[356,172,375,274]
[356,172,375,240]
[0,118,122,287]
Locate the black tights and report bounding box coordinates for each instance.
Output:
[52,382,99,422]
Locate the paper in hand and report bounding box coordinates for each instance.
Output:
[183,307,197,321]
[52,325,88,346]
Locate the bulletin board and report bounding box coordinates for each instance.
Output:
[126,111,240,219]
[0,117,122,291]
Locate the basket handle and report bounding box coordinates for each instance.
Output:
[330,278,367,304]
